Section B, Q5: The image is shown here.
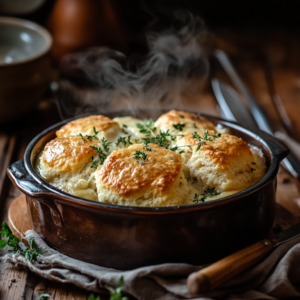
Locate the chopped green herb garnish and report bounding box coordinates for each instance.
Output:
[78,133,86,142]
[135,138,140,143]
[116,135,134,147]
[133,150,147,165]
[192,130,221,151]
[122,125,128,134]
[192,132,200,139]
[116,137,127,147]
[194,123,198,129]
[173,123,186,131]
[136,119,156,136]
[143,142,153,152]
[133,151,147,160]
[179,150,185,154]
[178,114,184,118]
[78,127,99,141]
[0,221,42,261]
[127,135,133,145]
[143,130,172,149]
[193,187,220,203]
[90,138,111,168]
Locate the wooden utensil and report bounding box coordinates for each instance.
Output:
[187,221,300,295]
[187,239,273,294]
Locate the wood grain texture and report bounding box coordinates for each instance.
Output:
[1,30,300,299]
[8,195,32,245]
[187,240,273,294]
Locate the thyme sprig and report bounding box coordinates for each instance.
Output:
[173,123,186,131]
[193,187,220,203]
[0,221,42,261]
[90,138,111,168]
[78,127,99,141]
[122,124,128,134]
[88,276,128,300]
[133,150,147,165]
[192,130,221,151]
[143,130,174,149]
[136,119,157,137]
[116,136,133,147]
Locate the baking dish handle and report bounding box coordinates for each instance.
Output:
[7,159,64,227]
[258,131,289,161]
[7,159,52,197]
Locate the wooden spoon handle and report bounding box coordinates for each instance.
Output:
[187,239,273,295]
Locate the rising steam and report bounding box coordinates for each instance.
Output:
[56,11,210,118]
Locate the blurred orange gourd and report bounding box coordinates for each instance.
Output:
[47,0,128,62]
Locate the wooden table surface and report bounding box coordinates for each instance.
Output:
[1,29,300,299]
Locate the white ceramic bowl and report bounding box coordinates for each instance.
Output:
[0,17,53,123]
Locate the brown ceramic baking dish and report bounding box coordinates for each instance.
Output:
[7,109,289,270]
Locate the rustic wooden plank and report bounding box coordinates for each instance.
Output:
[1,33,300,299]
[0,135,18,208]
[0,265,29,299]
[31,278,54,300]
[52,282,88,300]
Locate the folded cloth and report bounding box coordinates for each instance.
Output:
[1,230,300,300]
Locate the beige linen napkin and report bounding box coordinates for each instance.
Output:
[2,230,300,300]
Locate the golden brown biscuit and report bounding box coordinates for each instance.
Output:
[39,136,102,201]
[56,115,121,140]
[95,143,190,206]
[41,136,97,174]
[155,110,216,134]
[184,132,257,191]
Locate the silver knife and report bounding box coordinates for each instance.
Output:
[188,221,300,294]
[212,52,300,179]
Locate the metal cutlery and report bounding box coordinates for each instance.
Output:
[213,50,300,179]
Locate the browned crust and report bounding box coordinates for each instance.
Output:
[42,136,97,171]
[56,115,118,137]
[99,143,182,196]
[157,110,216,131]
[180,132,254,168]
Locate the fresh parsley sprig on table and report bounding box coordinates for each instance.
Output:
[193,187,220,203]
[0,221,42,261]
[88,276,128,300]
[78,127,99,141]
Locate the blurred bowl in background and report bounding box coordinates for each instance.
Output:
[0,0,46,15]
[0,17,53,123]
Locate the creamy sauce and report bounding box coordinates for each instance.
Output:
[36,116,267,206]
